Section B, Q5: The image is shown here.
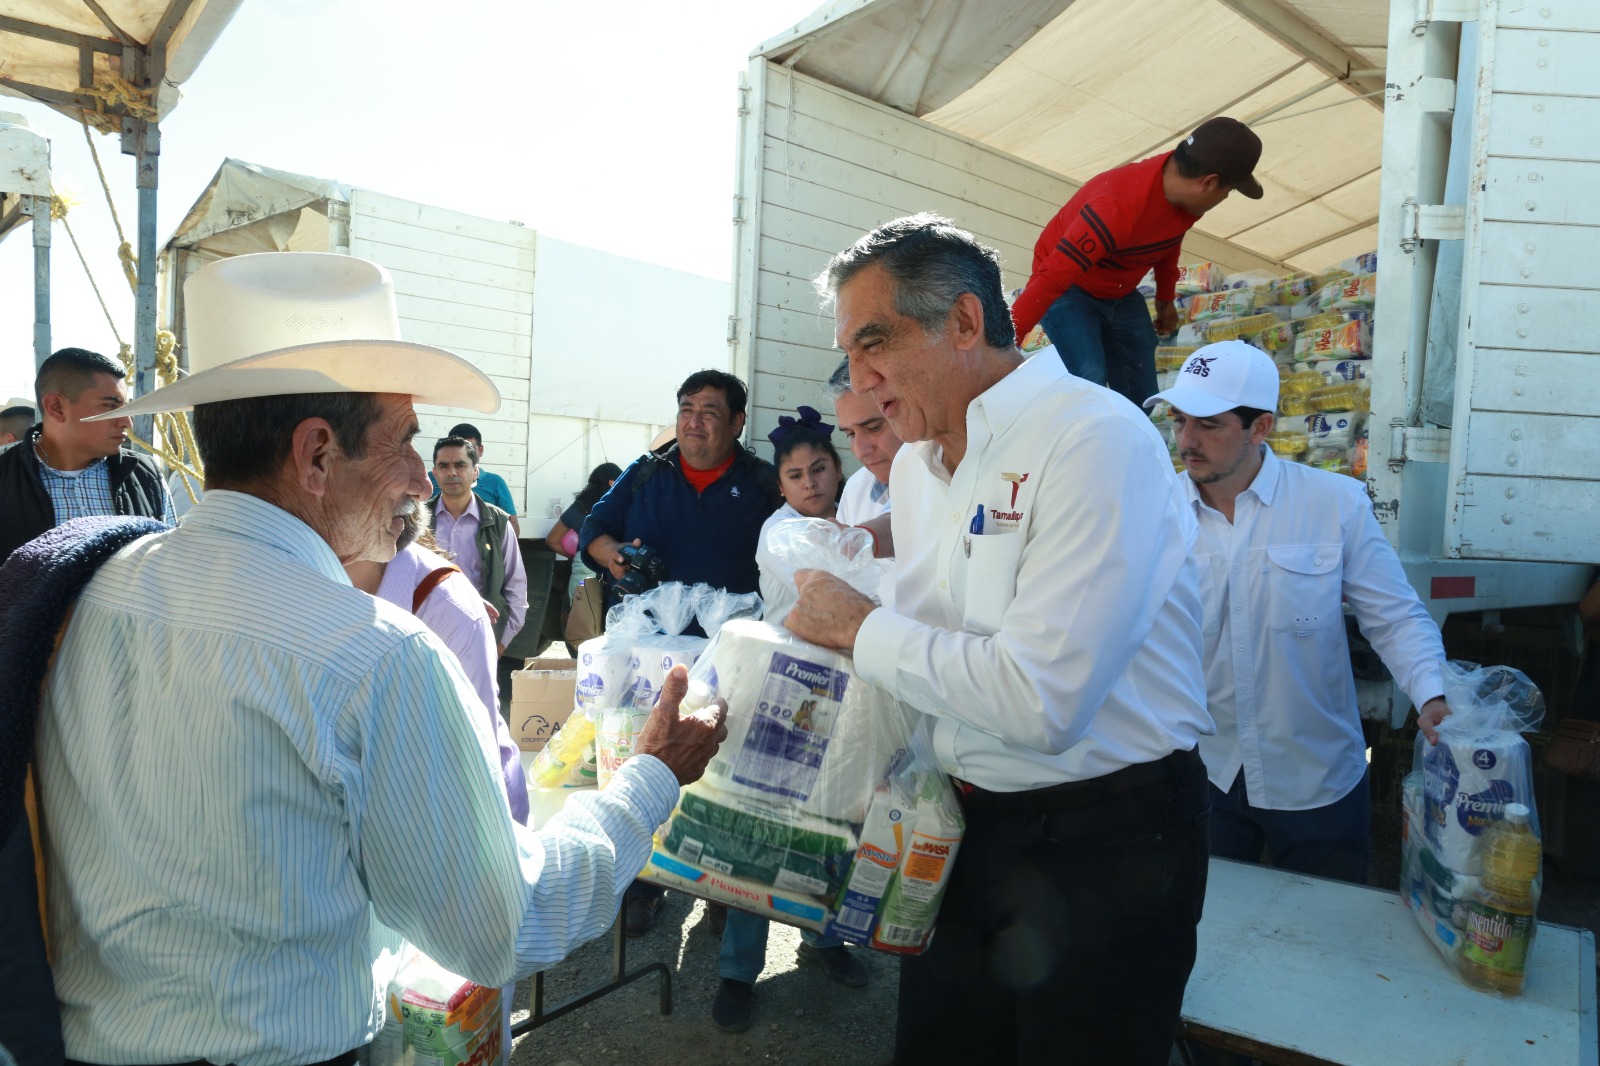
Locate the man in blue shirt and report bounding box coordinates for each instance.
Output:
[444,422,519,534]
[581,370,779,616]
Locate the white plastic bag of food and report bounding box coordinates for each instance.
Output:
[1402,662,1545,978]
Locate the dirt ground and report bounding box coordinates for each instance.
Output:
[507,893,895,1066]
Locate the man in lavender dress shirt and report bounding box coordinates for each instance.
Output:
[430,436,527,657]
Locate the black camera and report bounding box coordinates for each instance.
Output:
[615,543,669,596]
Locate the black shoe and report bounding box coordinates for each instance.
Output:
[711,978,754,1033]
[796,942,868,988]
[707,902,728,936]
[623,894,663,938]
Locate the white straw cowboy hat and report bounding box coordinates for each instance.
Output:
[92,252,499,420]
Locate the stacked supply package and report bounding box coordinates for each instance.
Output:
[525,583,758,791]
[1144,251,1377,477]
[1400,663,1547,992]
[641,523,963,955]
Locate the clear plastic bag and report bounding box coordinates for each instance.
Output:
[1401,661,1546,988]
[643,633,961,954]
[368,952,503,1066]
[640,540,962,955]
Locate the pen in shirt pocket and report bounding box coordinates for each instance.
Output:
[970,505,985,535]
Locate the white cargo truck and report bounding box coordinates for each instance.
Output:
[161,158,729,535]
[729,0,1598,725]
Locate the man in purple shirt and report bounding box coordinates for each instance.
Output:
[430,436,527,655]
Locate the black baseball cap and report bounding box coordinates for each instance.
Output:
[1182,117,1264,200]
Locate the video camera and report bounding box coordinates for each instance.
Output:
[615,543,669,596]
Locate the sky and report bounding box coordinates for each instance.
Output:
[0,0,823,404]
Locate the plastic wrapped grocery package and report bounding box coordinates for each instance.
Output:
[1155,346,1198,372]
[1316,272,1378,311]
[1284,410,1367,452]
[1139,261,1223,298]
[367,951,504,1066]
[639,522,964,954]
[1402,662,1546,978]
[541,583,753,789]
[1184,288,1259,324]
[1202,311,1282,344]
[1293,318,1370,360]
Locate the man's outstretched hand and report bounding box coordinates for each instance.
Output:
[633,664,728,785]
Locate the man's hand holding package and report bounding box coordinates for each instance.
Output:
[1417,696,1453,746]
[634,663,728,785]
[785,569,875,651]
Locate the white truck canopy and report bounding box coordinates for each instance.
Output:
[753,0,1386,271]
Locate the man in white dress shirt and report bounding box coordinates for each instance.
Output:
[29,252,725,1066]
[787,214,1213,1066]
[824,357,903,526]
[1146,340,1451,884]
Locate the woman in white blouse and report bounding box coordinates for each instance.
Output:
[756,408,845,625]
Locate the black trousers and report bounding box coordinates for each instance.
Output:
[893,748,1211,1066]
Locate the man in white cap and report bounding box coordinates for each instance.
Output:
[7,252,726,1066]
[1146,340,1452,884]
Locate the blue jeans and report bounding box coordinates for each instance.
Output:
[1207,768,1371,884]
[718,909,842,985]
[1038,286,1159,408]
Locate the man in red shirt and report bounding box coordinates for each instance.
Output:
[1011,117,1264,407]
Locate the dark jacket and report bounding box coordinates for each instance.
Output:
[0,514,169,1066]
[578,445,781,622]
[0,425,170,564]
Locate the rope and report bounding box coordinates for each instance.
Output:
[80,123,138,293]
[78,74,156,136]
[54,204,127,351]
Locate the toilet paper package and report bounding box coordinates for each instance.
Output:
[640,525,962,953]
[1404,661,1545,968]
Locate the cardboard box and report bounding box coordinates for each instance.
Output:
[510,655,577,752]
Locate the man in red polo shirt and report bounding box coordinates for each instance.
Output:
[1011,117,1264,407]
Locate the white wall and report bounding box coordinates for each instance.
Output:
[349,188,537,503]
[521,236,727,534]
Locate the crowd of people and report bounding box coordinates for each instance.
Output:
[0,120,1464,1066]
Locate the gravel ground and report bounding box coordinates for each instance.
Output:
[507,893,896,1066]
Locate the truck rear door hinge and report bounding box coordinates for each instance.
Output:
[1389,424,1452,466]
[1399,200,1467,252]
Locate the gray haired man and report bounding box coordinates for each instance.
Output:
[787,214,1213,1065]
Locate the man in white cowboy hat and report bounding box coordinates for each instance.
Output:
[25,252,727,1066]
[1146,339,1452,885]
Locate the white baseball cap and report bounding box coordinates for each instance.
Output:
[1143,340,1279,417]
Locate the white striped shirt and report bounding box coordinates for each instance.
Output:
[36,490,678,1066]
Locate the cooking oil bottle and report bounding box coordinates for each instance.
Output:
[1458,802,1540,994]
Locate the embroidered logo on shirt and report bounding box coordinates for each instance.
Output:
[1002,472,1029,508]
[1185,356,1217,378]
[730,486,741,497]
